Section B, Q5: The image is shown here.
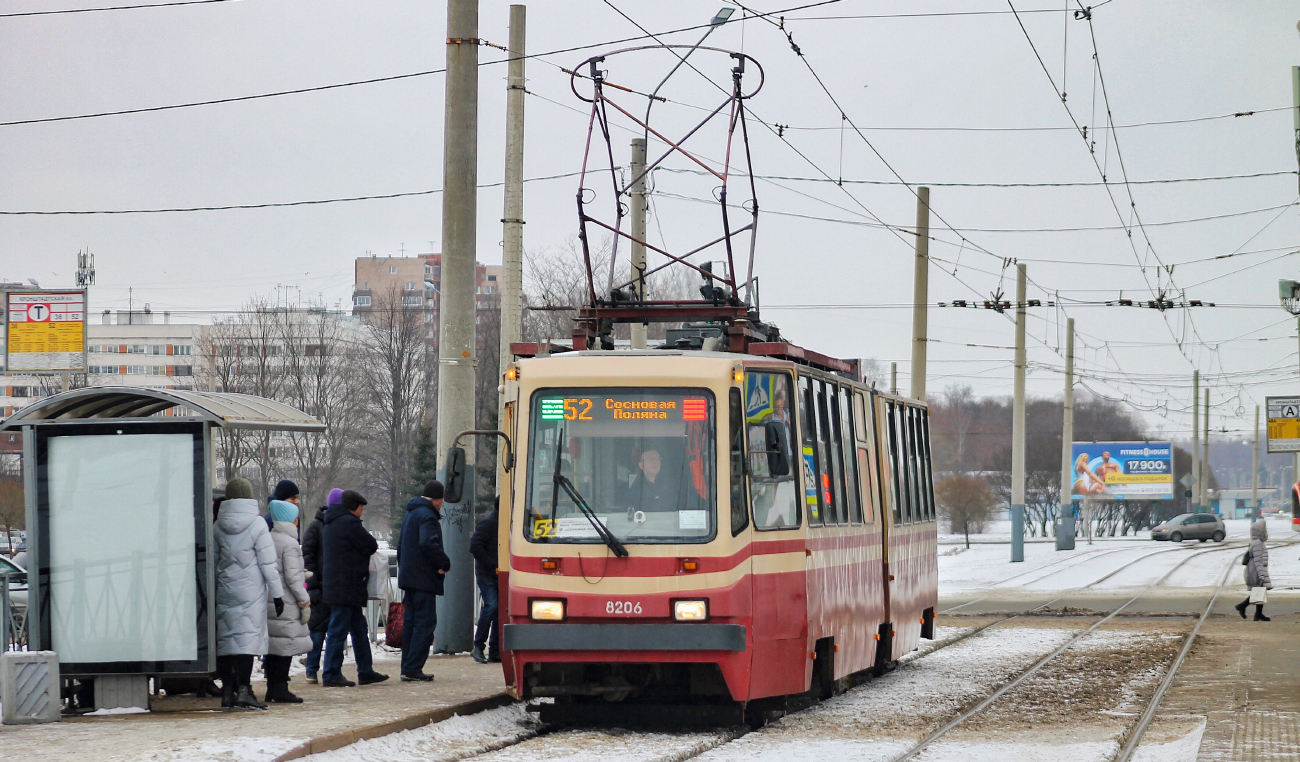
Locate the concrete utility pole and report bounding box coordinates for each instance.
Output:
[1253,405,1260,519]
[1057,317,1075,551]
[910,187,930,401]
[1202,387,1210,509]
[498,4,525,413]
[434,0,479,653]
[1011,263,1027,563]
[890,362,897,395]
[629,138,648,349]
[1191,370,1200,512]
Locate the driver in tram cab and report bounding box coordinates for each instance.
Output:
[624,449,676,514]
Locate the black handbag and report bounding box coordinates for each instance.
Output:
[1242,548,1250,566]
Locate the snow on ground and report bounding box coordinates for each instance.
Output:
[940,516,1300,595]
[305,703,540,762]
[146,736,306,762]
[474,726,744,762]
[696,626,1076,762]
[1130,719,1206,762]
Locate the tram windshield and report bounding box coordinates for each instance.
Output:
[525,388,716,545]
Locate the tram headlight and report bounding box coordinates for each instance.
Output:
[530,599,566,621]
[673,599,708,622]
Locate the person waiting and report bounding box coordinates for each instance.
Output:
[321,490,389,687]
[397,481,451,682]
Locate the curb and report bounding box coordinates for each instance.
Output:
[271,692,515,761]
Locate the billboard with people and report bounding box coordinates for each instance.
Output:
[1069,442,1173,501]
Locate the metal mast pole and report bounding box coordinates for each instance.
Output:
[1202,387,1210,509]
[434,0,479,653]
[1191,370,1199,512]
[1057,317,1075,551]
[499,4,526,406]
[910,187,930,401]
[1253,404,1260,519]
[1011,263,1027,563]
[890,362,897,395]
[629,138,648,349]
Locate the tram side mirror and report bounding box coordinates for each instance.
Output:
[444,446,468,503]
[763,421,790,477]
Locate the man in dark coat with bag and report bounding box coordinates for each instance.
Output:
[320,490,389,687]
[468,499,500,664]
[397,480,451,682]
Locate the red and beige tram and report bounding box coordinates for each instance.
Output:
[494,345,937,724]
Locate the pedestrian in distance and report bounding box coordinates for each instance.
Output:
[1236,518,1273,621]
[301,488,341,683]
[469,498,501,664]
[263,499,313,703]
[214,477,286,710]
[265,479,301,531]
[321,490,389,687]
[397,480,451,682]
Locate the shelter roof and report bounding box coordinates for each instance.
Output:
[0,386,324,432]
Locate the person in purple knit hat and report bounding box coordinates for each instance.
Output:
[301,487,343,682]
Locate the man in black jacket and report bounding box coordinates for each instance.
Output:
[320,490,389,687]
[468,499,500,664]
[300,488,340,683]
[397,481,451,681]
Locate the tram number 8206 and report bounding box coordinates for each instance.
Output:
[606,600,643,615]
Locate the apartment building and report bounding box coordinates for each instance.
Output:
[351,253,501,319]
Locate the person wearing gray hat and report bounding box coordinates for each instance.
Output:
[214,477,286,709]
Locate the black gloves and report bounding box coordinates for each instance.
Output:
[274,597,285,616]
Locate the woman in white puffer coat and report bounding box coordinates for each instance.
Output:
[215,478,285,710]
[263,499,313,703]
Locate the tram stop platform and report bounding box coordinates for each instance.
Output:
[0,649,510,762]
[1140,614,1300,761]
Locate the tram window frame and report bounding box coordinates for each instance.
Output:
[896,401,915,524]
[905,406,922,524]
[919,408,937,522]
[885,401,904,526]
[729,388,750,537]
[798,375,824,527]
[746,370,801,531]
[816,379,845,526]
[853,392,877,525]
[838,384,862,524]
[908,407,927,521]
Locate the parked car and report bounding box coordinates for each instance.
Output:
[0,553,27,612]
[1151,513,1226,543]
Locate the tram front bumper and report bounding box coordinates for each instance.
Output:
[503,623,747,652]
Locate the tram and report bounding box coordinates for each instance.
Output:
[491,342,938,725]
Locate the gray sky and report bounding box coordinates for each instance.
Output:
[3,0,1298,440]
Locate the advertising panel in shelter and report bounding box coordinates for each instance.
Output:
[1069,441,1173,501]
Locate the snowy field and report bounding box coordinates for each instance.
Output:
[939,515,1300,595]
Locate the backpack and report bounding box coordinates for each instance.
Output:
[385,601,404,648]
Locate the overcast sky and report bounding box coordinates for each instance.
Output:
[3,0,1298,440]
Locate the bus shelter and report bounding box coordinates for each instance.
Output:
[0,387,323,688]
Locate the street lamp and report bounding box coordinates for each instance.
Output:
[643,7,735,140]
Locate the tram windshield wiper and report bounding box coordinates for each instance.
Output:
[550,429,628,557]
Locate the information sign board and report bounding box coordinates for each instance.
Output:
[1069,441,1173,501]
[5,290,86,372]
[1266,396,1300,453]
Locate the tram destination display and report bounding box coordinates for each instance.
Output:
[1069,441,1173,501]
[5,290,87,372]
[1266,396,1300,453]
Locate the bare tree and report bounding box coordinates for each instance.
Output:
[276,308,366,512]
[357,285,430,528]
[0,476,22,555]
[936,473,997,549]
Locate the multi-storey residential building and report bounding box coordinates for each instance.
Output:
[351,253,501,319]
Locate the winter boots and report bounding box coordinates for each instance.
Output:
[233,685,269,710]
[472,646,488,664]
[265,682,303,704]
[1236,600,1249,619]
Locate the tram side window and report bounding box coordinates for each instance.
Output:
[839,385,862,524]
[745,371,801,530]
[799,375,824,526]
[904,406,922,524]
[853,392,876,525]
[729,388,750,536]
[816,380,845,526]
[920,409,937,522]
[896,401,915,524]
[886,401,904,525]
[908,407,928,521]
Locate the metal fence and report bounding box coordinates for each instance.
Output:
[1,570,26,652]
